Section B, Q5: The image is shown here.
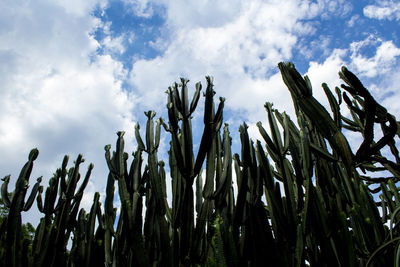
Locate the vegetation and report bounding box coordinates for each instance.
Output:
[1,63,399,266]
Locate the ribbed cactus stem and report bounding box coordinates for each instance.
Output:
[5,148,41,267]
[1,175,11,207]
[278,62,354,176]
[23,176,42,211]
[104,171,115,266]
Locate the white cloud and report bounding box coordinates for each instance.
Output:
[347,14,360,27]
[0,0,137,223]
[350,35,400,77]
[128,0,350,115]
[124,0,358,160]
[101,34,127,54]
[306,48,347,108]
[380,64,400,116]
[2,0,399,226]
[49,0,108,17]
[304,34,400,161]
[305,34,400,117]
[123,0,155,17]
[364,1,400,21]
[157,0,243,29]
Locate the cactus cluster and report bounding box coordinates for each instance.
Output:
[1,63,400,266]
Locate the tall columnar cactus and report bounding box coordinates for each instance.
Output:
[103,154,116,266]
[1,62,400,267]
[31,154,94,267]
[104,132,150,266]
[163,77,225,264]
[278,62,355,177]
[69,192,104,267]
[136,112,171,265]
[1,148,42,267]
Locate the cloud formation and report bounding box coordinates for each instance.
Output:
[1,0,400,223]
[0,0,136,213]
[128,0,353,120]
[364,1,400,21]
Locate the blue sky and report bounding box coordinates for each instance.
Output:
[1,0,400,221]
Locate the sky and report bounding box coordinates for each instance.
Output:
[1,0,400,222]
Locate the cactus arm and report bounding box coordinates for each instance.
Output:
[193,96,224,178]
[85,192,100,267]
[65,154,84,198]
[214,97,225,131]
[172,82,183,113]
[44,182,56,218]
[179,79,195,177]
[190,82,202,114]
[144,112,167,215]
[23,176,42,211]
[233,125,250,232]
[168,113,186,176]
[154,118,162,151]
[202,125,216,199]
[180,78,190,117]
[167,88,180,130]
[278,62,354,175]
[214,124,232,198]
[104,144,117,176]
[144,111,156,152]
[322,83,342,129]
[135,124,146,151]
[47,173,60,214]
[193,123,213,177]
[5,148,39,267]
[195,168,203,214]
[256,121,279,162]
[166,88,186,177]
[36,186,44,212]
[75,163,94,198]
[104,172,115,266]
[60,155,69,194]
[203,76,215,124]
[115,132,125,179]
[1,175,11,207]
[147,151,166,216]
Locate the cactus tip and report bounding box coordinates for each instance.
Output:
[1,175,10,182]
[29,148,39,161]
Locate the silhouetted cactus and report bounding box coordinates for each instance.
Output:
[1,63,400,267]
[1,149,42,267]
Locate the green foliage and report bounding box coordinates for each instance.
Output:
[1,63,400,266]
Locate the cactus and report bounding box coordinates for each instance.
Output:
[104,132,150,266]
[162,77,225,264]
[31,155,94,267]
[1,62,400,267]
[1,149,42,267]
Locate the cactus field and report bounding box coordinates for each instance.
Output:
[1,63,400,266]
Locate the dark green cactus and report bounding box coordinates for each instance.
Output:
[1,62,400,267]
[30,154,94,267]
[104,132,150,266]
[163,77,225,265]
[1,149,42,267]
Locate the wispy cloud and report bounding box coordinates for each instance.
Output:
[350,35,400,77]
[0,0,136,213]
[364,1,400,21]
[127,0,353,117]
[1,0,399,222]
